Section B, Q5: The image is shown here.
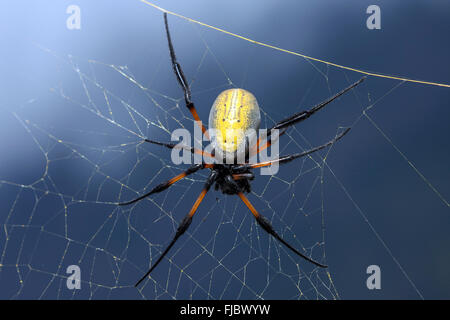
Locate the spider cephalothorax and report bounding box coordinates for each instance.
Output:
[118,12,365,287]
[213,164,253,195]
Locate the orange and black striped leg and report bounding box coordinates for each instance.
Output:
[163,13,209,140]
[237,128,350,171]
[135,171,217,287]
[238,192,327,268]
[117,164,204,206]
[144,138,215,160]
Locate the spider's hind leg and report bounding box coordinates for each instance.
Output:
[238,192,327,268]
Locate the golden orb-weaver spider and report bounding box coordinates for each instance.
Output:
[118,13,365,287]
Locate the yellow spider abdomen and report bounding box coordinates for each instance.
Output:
[209,88,261,159]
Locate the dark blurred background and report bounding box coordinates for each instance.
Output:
[0,0,449,299]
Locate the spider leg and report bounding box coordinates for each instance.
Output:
[271,77,365,131]
[250,77,364,155]
[143,138,215,159]
[249,127,287,157]
[163,13,209,139]
[117,164,203,206]
[135,171,217,287]
[236,128,350,171]
[232,173,254,181]
[238,192,327,268]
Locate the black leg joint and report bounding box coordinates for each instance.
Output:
[205,170,218,191]
[186,102,195,111]
[152,182,171,193]
[187,164,203,174]
[256,214,276,237]
[176,215,193,237]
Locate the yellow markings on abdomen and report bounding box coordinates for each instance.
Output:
[209,88,261,156]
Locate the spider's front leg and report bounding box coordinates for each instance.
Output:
[250,77,365,155]
[271,77,365,131]
[164,12,209,139]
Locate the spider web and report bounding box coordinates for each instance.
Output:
[1,3,449,300]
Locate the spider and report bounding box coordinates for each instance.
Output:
[119,13,365,287]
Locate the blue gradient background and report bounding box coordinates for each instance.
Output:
[0,0,449,299]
